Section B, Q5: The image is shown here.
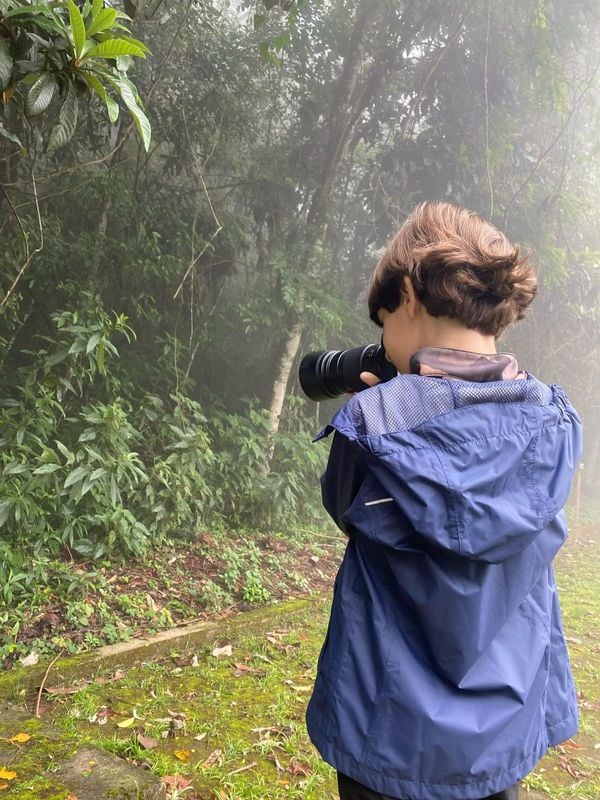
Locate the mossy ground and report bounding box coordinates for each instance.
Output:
[1,523,598,799]
[520,523,600,799]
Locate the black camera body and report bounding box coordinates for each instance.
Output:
[299,344,397,401]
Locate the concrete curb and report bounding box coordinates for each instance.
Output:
[0,596,322,698]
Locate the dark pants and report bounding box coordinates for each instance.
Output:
[338,773,520,800]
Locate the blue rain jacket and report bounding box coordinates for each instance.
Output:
[306,373,583,800]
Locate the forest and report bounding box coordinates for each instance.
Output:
[1,0,599,608]
[1,3,600,799]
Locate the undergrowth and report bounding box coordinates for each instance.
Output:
[0,298,329,653]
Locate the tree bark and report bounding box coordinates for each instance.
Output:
[262,318,304,474]
[263,0,390,472]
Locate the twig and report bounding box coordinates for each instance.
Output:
[228,761,258,776]
[173,107,223,299]
[145,0,194,104]
[502,57,600,230]
[0,131,134,190]
[399,0,479,141]
[35,649,65,718]
[484,0,494,219]
[1,170,44,308]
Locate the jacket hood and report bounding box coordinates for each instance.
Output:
[323,374,582,563]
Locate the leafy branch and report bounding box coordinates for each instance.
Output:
[0,0,151,151]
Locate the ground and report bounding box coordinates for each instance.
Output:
[0,521,598,799]
[1,526,344,671]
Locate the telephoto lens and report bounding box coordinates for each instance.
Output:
[299,344,397,401]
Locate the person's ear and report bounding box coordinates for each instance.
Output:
[402,275,420,319]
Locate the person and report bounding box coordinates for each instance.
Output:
[305,201,583,800]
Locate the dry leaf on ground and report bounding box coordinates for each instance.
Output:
[211,644,233,658]
[202,748,222,768]
[137,733,159,750]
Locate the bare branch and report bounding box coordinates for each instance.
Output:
[173,108,223,300]
[1,170,44,308]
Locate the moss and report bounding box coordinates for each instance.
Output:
[2,528,599,799]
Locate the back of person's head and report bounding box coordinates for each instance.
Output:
[368,201,537,337]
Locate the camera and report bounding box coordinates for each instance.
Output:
[299,343,397,401]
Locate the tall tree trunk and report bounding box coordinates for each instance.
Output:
[261,319,304,475]
[264,0,389,472]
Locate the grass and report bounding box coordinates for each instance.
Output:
[521,521,600,799]
[1,519,599,799]
[0,522,343,671]
[33,599,338,799]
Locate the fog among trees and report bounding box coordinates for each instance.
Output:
[1,0,599,568]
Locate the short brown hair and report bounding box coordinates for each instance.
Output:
[368,201,537,337]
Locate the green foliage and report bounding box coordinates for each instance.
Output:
[1,0,599,623]
[242,567,270,604]
[0,295,326,609]
[208,397,323,529]
[0,0,151,149]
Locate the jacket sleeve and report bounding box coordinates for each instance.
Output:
[320,431,367,535]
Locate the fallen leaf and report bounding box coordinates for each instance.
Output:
[44,685,82,696]
[0,769,16,781]
[562,739,582,750]
[211,645,232,658]
[137,733,159,750]
[116,717,136,728]
[268,754,285,772]
[232,663,266,678]
[288,758,311,776]
[9,733,31,744]
[174,749,190,762]
[146,593,157,611]
[202,748,222,768]
[253,653,274,664]
[162,774,191,790]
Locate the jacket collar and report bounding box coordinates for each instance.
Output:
[409,347,525,382]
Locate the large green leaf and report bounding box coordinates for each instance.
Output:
[91,0,103,18]
[80,69,119,122]
[68,0,87,59]
[48,80,79,149]
[113,35,150,56]
[0,123,22,147]
[85,38,146,60]
[25,71,58,117]
[0,37,13,91]
[86,7,117,37]
[104,72,150,151]
[4,4,66,19]
[16,14,66,36]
